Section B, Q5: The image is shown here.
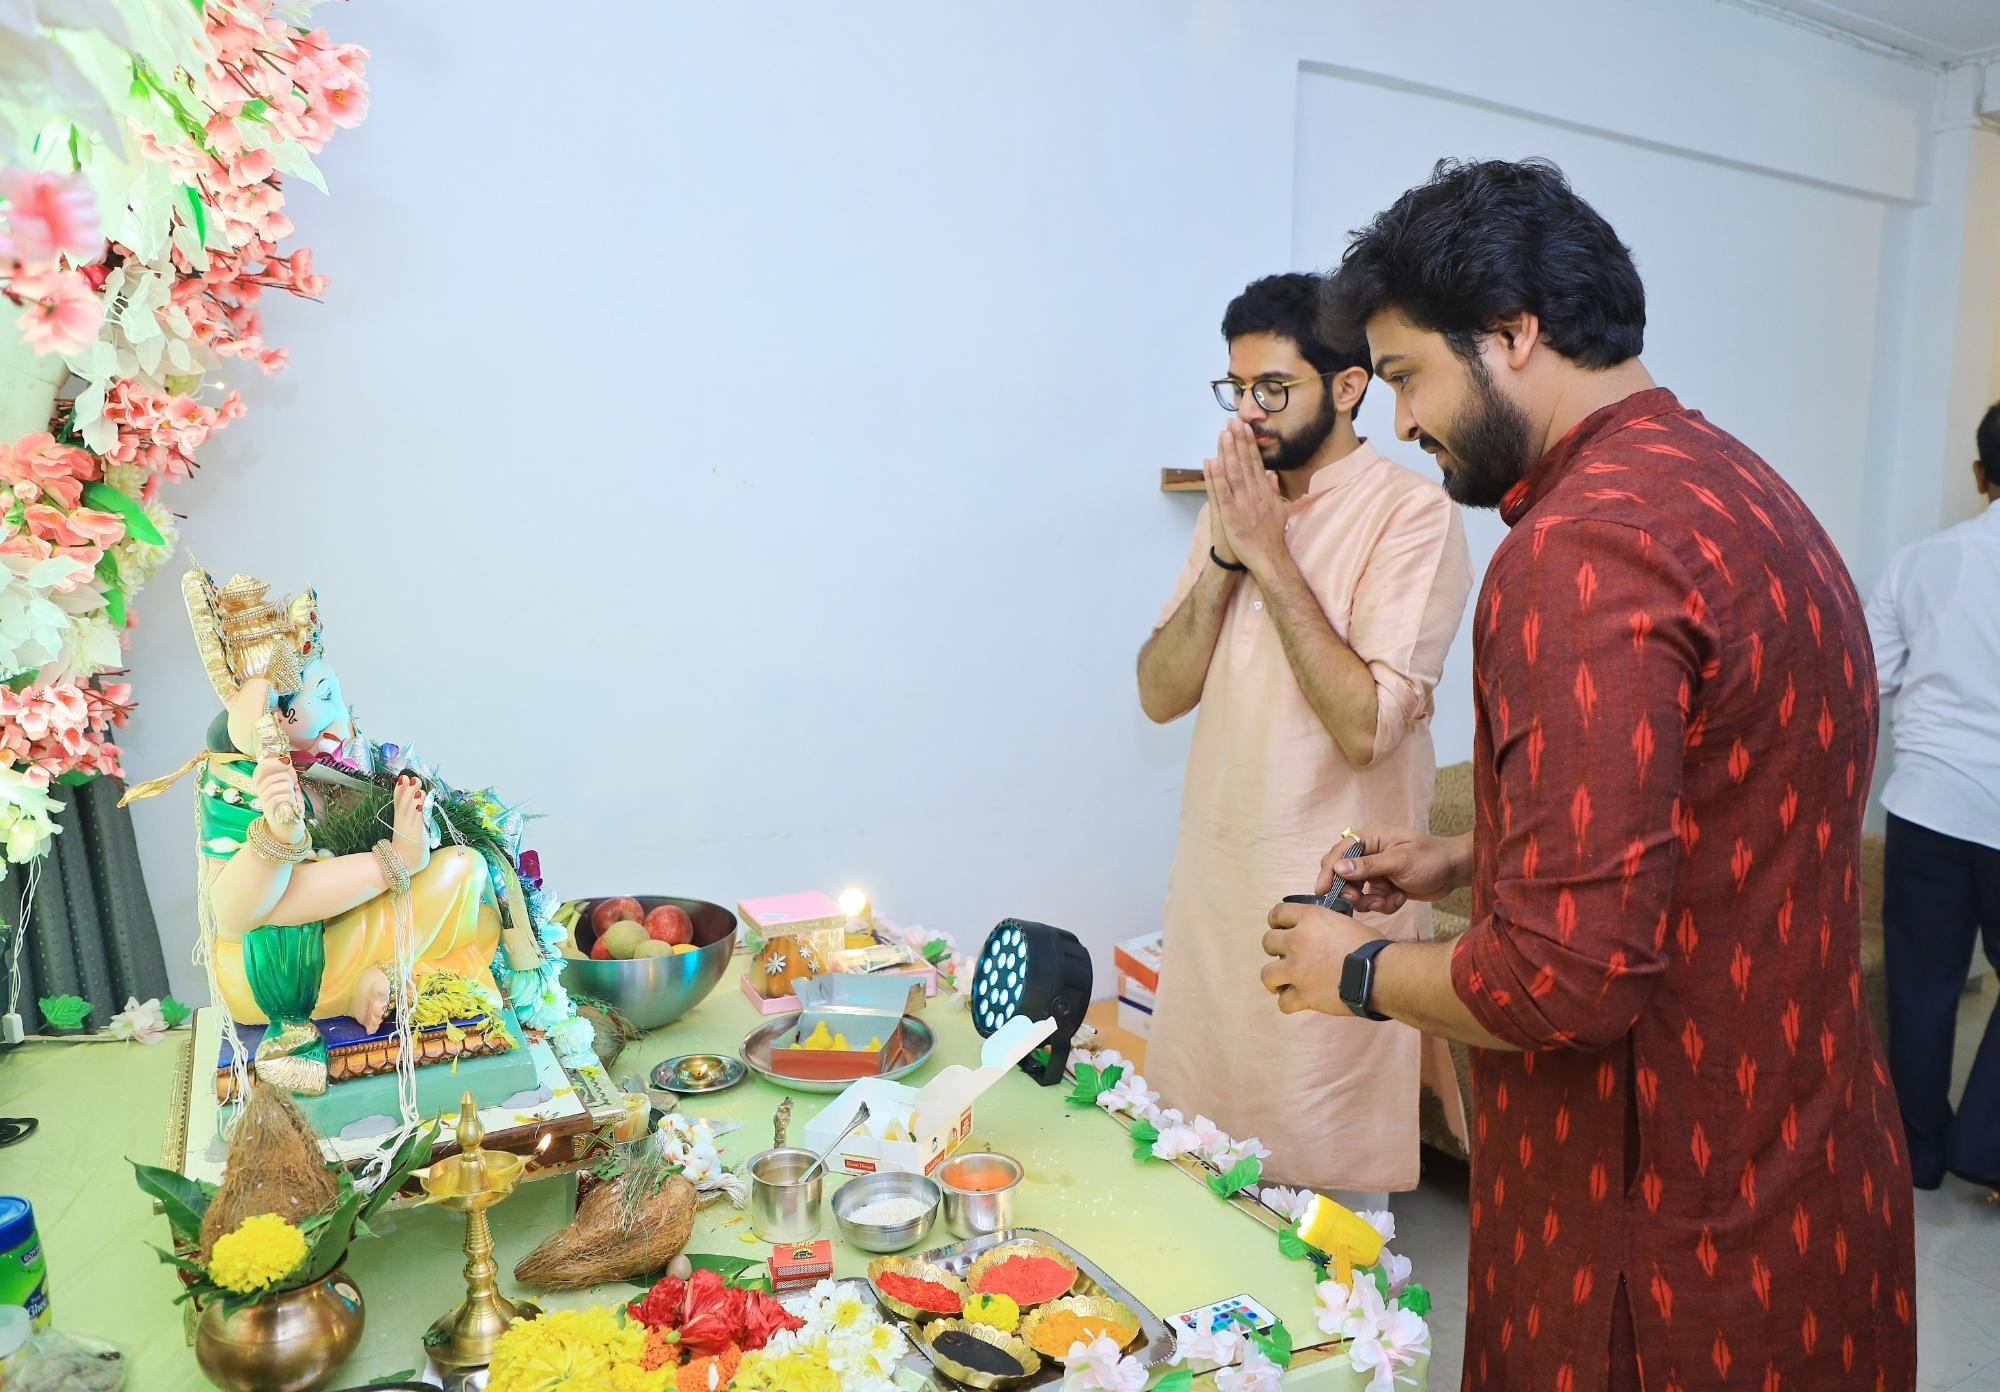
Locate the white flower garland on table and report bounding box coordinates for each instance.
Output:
[1067,1044,1433,1392]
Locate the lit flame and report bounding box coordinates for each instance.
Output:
[837,887,869,918]
[534,1133,553,1158]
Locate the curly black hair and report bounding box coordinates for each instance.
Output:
[1222,272,1370,413]
[1324,158,1645,369]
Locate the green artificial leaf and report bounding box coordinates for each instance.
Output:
[102,582,126,630]
[921,938,951,965]
[81,482,164,545]
[1066,1062,1123,1108]
[1127,1117,1159,1161]
[56,770,94,786]
[132,1162,216,1242]
[241,99,267,122]
[1152,1372,1194,1392]
[367,1376,419,1388]
[1396,1282,1432,1318]
[38,994,91,1029]
[159,996,191,1028]
[1278,1227,1314,1262]
[1206,1155,1263,1199]
[182,185,207,246]
[1238,1315,1293,1368]
[67,125,81,172]
[1369,1264,1391,1299]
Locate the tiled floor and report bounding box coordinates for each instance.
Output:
[1393,973,2000,1392]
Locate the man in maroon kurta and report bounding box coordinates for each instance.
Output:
[1260,160,1915,1392]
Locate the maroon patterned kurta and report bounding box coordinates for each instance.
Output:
[1447,389,1916,1392]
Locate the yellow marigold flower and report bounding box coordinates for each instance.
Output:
[487,1307,645,1392]
[206,1213,308,1294]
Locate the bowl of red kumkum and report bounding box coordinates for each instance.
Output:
[965,1240,1080,1310]
[916,1319,1043,1390]
[867,1255,972,1322]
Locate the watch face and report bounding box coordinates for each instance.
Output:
[1340,951,1371,1012]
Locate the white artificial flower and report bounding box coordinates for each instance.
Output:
[1151,1122,1203,1162]
[1060,1334,1147,1391]
[1213,1135,1272,1169]
[107,996,168,1044]
[0,768,63,864]
[1095,1071,1159,1118]
[1380,1249,1413,1296]
[1315,1272,1389,1339]
[1171,1326,1245,1369]
[1358,1208,1396,1245]
[1346,1305,1430,1392]
[1216,1345,1285,1392]
[1189,1114,1229,1155]
[1259,1185,1318,1225]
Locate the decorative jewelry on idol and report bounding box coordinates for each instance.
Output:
[246,816,312,866]
[372,841,411,896]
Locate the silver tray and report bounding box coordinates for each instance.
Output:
[900,1228,1174,1389]
[740,1012,937,1093]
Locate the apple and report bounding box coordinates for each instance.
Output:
[591,896,644,935]
[589,936,613,961]
[602,921,651,960]
[646,904,694,946]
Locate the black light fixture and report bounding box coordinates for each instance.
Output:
[970,919,1094,1086]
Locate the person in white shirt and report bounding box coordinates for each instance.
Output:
[1868,399,2000,1193]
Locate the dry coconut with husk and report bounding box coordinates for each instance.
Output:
[198,1080,338,1261]
[514,1144,697,1290]
[572,997,647,1073]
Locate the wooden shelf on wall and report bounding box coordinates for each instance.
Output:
[1160,468,1206,493]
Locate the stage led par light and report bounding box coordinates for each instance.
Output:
[970,919,1093,1086]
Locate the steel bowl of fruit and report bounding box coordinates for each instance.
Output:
[556,896,739,1031]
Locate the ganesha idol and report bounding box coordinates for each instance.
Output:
[125,565,591,1122]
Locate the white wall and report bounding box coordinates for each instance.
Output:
[118,0,1982,999]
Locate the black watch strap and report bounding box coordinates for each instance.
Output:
[1340,938,1395,1021]
[1209,546,1249,573]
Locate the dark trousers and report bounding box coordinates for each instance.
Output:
[1883,812,2000,1188]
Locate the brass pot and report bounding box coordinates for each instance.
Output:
[194,1270,364,1392]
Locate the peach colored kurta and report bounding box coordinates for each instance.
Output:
[1146,441,1472,1192]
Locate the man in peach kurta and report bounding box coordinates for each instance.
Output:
[1139,273,1471,1196]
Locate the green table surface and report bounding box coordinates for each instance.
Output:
[1,961,1422,1389]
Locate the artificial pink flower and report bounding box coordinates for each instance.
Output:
[1,433,99,510]
[204,109,246,159]
[22,504,124,550]
[0,169,101,266]
[254,346,288,374]
[11,267,103,355]
[319,71,369,128]
[225,147,277,187]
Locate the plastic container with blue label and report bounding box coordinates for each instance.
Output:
[0,1198,48,1328]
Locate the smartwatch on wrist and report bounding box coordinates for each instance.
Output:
[1339,939,1394,1021]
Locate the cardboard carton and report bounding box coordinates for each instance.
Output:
[801,1015,1056,1176]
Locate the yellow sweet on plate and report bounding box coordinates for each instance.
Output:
[800,1020,834,1050]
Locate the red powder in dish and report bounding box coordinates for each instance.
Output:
[876,1271,963,1314]
[975,1254,1074,1306]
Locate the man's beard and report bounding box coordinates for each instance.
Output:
[1430,356,1535,508]
[1260,391,1339,473]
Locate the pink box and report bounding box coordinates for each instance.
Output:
[738,892,846,935]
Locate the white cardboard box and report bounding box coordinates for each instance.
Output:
[801,1015,1056,1176]
[1116,976,1155,1040]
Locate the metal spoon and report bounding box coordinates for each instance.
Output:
[797,1101,871,1184]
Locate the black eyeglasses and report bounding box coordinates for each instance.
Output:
[1211,371,1337,413]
